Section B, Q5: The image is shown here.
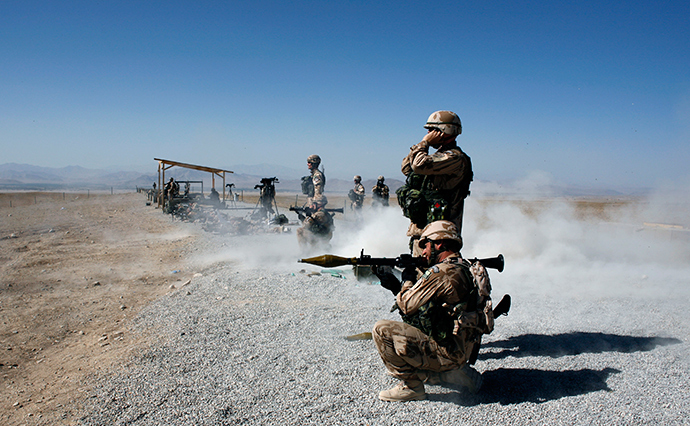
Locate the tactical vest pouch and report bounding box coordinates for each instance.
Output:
[347,189,357,202]
[396,173,429,227]
[396,173,452,228]
[400,300,455,348]
[301,176,314,197]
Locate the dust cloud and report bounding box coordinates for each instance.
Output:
[461,178,690,301]
[192,176,690,302]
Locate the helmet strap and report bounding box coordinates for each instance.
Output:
[428,244,441,265]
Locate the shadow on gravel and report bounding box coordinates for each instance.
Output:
[429,367,620,405]
[479,332,681,360]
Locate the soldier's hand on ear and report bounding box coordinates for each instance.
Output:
[422,129,444,145]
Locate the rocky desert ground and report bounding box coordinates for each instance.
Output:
[0,192,201,425]
[1,190,689,425]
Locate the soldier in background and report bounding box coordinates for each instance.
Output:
[400,110,473,256]
[148,182,157,202]
[371,175,390,207]
[209,187,220,206]
[304,154,327,209]
[348,175,365,211]
[163,177,174,201]
[297,155,334,249]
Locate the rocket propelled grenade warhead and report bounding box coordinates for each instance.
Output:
[299,249,428,269]
[298,254,357,268]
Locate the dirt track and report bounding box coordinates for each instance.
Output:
[0,192,199,425]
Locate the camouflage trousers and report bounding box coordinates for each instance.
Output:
[372,319,470,384]
[296,212,333,248]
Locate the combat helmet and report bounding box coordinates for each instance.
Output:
[307,154,321,166]
[424,110,462,136]
[418,220,462,249]
[354,175,361,182]
[377,175,384,182]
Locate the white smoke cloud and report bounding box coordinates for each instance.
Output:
[462,175,690,301]
[330,207,410,257]
[191,175,690,303]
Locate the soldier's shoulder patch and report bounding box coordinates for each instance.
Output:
[422,265,440,279]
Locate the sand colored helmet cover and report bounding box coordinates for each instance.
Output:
[354,175,361,182]
[307,154,321,165]
[418,220,463,248]
[424,110,462,136]
[377,175,384,181]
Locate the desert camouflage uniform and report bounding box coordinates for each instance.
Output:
[401,141,472,255]
[296,209,334,247]
[372,181,390,206]
[352,182,365,209]
[373,253,478,385]
[307,169,327,208]
[298,168,332,248]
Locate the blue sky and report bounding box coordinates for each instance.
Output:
[1,1,689,191]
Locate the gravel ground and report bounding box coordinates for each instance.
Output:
[79,203,690,425]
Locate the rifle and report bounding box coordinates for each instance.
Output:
[289,205,344,221]
[299,249,505,272]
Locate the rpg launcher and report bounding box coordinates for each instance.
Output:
[289,205,345,221]
[299,249,505,272]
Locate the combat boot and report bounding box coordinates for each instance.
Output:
[440,364,483,394]
[378,381,426,402]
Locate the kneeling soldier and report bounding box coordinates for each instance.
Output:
[372,220,493,401]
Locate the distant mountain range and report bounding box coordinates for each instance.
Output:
[0,163,404,194]
[0,162,652,198]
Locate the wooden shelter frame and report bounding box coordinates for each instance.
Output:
[154,158,233,208]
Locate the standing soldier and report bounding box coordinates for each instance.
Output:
[349,175,365,211]
[303,154,327,210]
[398,110,473,256]
[371,175,390,207]
[297,155,334,249]
[164,177,174,201]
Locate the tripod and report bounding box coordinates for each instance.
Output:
[251,177,280,220]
